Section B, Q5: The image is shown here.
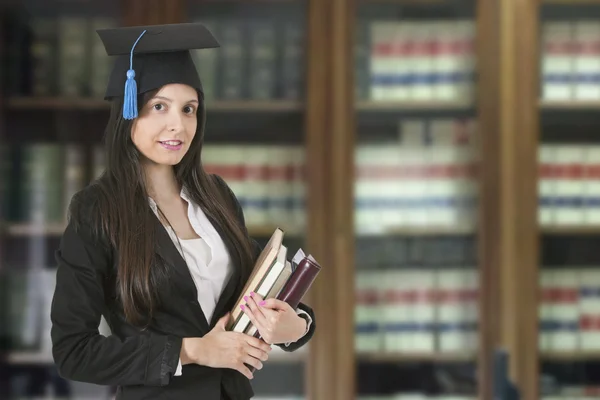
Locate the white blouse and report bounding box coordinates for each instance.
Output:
[148,187,311,376]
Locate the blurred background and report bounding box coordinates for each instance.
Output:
[1,0,599,399]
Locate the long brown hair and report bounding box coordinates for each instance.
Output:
[71,89,255,327]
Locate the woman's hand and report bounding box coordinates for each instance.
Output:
[241,292,307,345]
[180,313,271,379]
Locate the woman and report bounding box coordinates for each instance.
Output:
[50,23,315,400]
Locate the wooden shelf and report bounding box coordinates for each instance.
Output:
[5,97,303,112]
[542,0,600,4]
[207,100,303,112]
[2,223,299,237]
[4,223,67,236]
[360,0,453,3]
[357,100,474,111]
[357,351,475,363]
[7,97,108,110]
[540,99,600,110]
[7,349,306,365]
[541,351,600,361]
[357,226,476,236]
[541,225,600,235]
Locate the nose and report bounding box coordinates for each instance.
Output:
[167,109,185,133]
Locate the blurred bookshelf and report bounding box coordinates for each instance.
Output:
[11,0,600,399]
[351,0,478,398]
[1,0,312,399]
[536,2,600,400]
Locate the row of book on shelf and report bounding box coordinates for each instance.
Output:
[538,144,600,226]
[2,115,479,234]
[0,143,307,232]
[357,397,474,400]
[355,118,478,234]
[355,19,476,103]
[8,14,304,101]
[543,386,600,400]
[355,268,478,354]
[541,20,600,101]
[539,267,600,351]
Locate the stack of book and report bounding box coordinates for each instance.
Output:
[226,228,320,338]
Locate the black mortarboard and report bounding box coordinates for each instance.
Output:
[96,22,220,119]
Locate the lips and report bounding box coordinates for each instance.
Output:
[159,140,183,151]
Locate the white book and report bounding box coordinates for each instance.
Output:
[392,23,411,101]
[455,20,476,103]
[354,271,382,352]
[242,145,270,226]
[541,22,574,101]
[354,145,383,234]
[378,145,404,229]
[584,146,600,224]
[431,21,451,101]
[573,21,600,100]
[410,23,434,101]
[554,145,585,225]
[578,269,600,350]
[538,145,557,226]
[290,146,306,232]
[382,270,411,352]
[409,271,435,352]
[370,21,396,101]
[550,269,579,351]
[437,269,466,352]
[266,145,293,226]
[539,269,553,351]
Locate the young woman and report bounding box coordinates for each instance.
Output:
[50,23,315,400]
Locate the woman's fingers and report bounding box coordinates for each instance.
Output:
[235,362,254,379]
[241,303,268,336]
[245,343,269,362]
[245,293,268,320]
[243,354,263,371]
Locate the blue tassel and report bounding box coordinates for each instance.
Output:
[123,69,137,119]
[123,30,147,120]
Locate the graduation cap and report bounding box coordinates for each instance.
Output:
[97,22,220,120]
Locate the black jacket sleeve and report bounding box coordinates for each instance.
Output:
[211,174,316,352]
[50,191,182,387]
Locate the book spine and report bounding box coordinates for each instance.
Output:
[275,258,320,310]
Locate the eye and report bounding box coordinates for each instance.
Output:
[153,103,165,111]
[183,105,196,114]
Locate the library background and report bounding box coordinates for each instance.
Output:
[0,0,599,399]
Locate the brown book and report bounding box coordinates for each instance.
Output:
[226,228,284,330]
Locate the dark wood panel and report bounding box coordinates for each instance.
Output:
[304,0,333,399]
[330,0,355,399]
[477,0,540,398]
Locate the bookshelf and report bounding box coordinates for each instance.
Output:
[8,0,599,399]
[535,1,600,399]
[0,0,327,399]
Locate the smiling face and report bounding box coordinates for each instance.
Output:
[131,83,199,167]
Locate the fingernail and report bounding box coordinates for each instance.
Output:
[250,292,255,297]
[259,300,266,306]
[243,296,248,301]
[240,304,245,310]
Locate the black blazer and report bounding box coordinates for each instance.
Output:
[50,174,316,400]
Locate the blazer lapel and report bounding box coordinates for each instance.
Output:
[152,214,210,333]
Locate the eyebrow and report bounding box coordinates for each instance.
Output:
[152,95,199,104]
